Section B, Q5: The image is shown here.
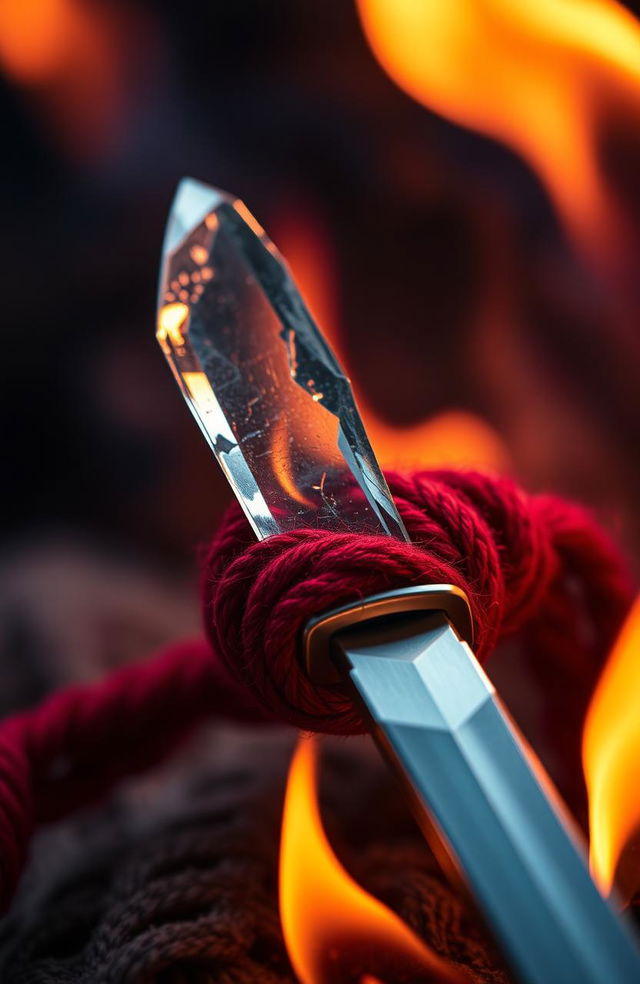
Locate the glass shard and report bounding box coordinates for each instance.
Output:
[157,177,408,543]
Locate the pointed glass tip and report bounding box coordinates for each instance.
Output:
[157,177,408,543]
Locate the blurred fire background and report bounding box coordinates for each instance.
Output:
[1,0,640,807]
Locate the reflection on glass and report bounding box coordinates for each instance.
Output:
[157,178,408,543]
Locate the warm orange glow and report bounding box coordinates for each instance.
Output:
[0,0,115,88]
[190,245,209,266]
[234,199,267,239]
[271,415,316,508]
[0,0,76,83]
[157,302,189,349]
[276,209,508,473]
[356,0,640,263]
[280,738,469,984]
[356,410,508,473]
[584,596,640,894]
[182,370,217,409]
[0,0,141,159]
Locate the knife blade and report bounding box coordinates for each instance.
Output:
[157,178,640,984]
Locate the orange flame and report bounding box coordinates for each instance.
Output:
[280,738,469,984]
[356,0,640,266]
[354,0,640,904]
[584,597,640,895]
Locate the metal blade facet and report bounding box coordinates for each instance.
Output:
[333,612,640,984]
[157,178,408,542]
[157,180,640,984]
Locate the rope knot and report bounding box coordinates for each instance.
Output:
[0,468,632,912]
[202,470,631,733]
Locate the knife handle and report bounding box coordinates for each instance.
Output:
[304,587,640,984]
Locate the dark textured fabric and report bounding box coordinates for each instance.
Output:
[0,539,511,982]
[0,728,512,984]
[0,727,294,983]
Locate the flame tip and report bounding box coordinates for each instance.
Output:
[280,737,467,984]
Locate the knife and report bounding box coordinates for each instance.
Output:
[157,178,640,984]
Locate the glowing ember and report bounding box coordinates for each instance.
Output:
[355,0,640,265]
[279,738,469,984]
[584,597,640,896]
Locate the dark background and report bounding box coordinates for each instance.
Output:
[1,0,640,738]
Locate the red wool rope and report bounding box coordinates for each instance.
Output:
[0,470,633,911]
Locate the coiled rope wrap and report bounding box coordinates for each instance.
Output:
[203,470,632,733]
[0,469,633,911]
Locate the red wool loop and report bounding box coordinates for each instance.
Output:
[0,468,633,912]
[0,641,270,911]
[202,470,633,733]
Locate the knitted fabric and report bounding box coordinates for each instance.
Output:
[0,469,633,913]
[0,640,272,912]
[0,729,513,984]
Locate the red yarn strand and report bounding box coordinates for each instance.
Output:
[0,470,633,912]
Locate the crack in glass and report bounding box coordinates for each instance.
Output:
[157,178,408,543]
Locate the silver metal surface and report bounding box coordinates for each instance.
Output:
[158,179,640,984]
[331,608,640,984]
[304,583,473,684]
